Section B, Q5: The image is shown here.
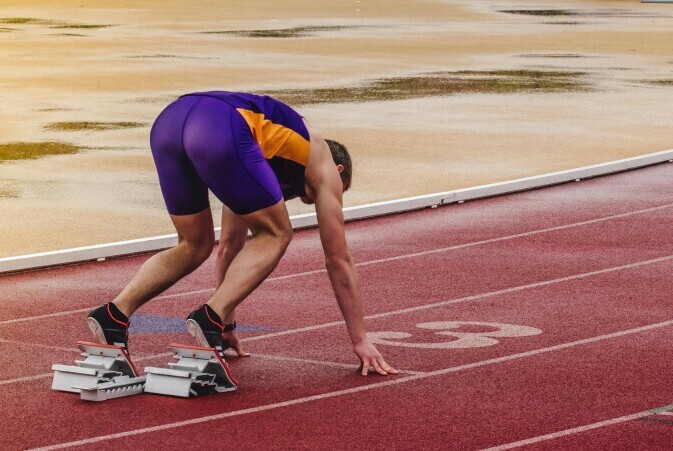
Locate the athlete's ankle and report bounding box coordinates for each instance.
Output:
[110,301,132,321]
[107,302,130,327]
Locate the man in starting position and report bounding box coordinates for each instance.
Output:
[87,91,397,376]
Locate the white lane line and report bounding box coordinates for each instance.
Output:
[482,404,673,450]
[28,319,673,451]
[240,253,673,342]
[0,373,52,386]
[248,353,426,375]
[0,345,421,387]
[0,338,79,354]
[3,253,673,386]
[3,202,672,326]
[0,349,173,386]
[0,307,91,325]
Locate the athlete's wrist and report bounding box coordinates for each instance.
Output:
[350,331,369,346]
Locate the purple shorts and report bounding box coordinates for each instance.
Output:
[150,95,283,216]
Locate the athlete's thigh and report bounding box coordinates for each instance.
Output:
[170,207,215,248]
[238,198,292,239]
[150,96,210,216]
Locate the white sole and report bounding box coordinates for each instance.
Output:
[186,319,211,348]
[87,317,107,345]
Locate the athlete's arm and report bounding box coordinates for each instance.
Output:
[306,131,398,376]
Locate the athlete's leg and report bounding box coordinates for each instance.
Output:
[112,208,215,317]
[111,96,215,317]
[215,204,248,290]
[207,199,292,321]
[178,97,293,321]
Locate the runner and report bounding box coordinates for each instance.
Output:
[87,91,397,376]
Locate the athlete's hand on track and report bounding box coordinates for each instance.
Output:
[222,330,250,357]
[354,338,399,376]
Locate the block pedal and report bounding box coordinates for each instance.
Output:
[144,344,238,398]
[51,341,145,401]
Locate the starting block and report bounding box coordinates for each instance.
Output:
[144,344,238,398]
[51,341,145,402]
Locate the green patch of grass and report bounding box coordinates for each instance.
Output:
[502,9,663,19]
[202,25,355,38]
[542,21,585,25]
[266,70,591,105]
[50,24,114,29]
[501,10,579,16]
[0,142,83,162]
[644,80,673,86]
[36,107,74,112]
[0,17,53,25]
[0,18,113,29]
[0,187,19,198]
[520,54,588,58]
[44,121,146,131]
[125,54,177,59]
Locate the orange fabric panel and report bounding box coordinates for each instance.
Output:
[236,108,310,166]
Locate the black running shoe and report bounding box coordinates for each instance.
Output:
[186,304,225,352]
[87,302,130,350]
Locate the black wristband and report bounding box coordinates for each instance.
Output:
[223,321,237,332]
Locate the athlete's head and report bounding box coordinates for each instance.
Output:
[326,139,352,192]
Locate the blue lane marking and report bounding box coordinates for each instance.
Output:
[128,314,281,334]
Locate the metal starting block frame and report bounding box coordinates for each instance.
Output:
[52,341,145,402]
[144,344,238,398]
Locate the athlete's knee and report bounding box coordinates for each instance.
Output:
[273,226,293,256]
[216,237,245,262]
[252,223,292,254]
[179,233,215,266]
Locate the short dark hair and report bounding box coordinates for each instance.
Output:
[325,139,352,191]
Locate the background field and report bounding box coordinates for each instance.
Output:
[0,0,671,256]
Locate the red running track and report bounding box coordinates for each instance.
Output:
[1,162,673,450]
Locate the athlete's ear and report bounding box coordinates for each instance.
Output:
[336,164,344,173]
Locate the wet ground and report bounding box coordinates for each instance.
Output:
[0,0,672,256]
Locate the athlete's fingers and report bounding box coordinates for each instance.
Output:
[379,359,399,374]
[235,344,250,357]
[361,362,370,376]
[371,359,388,376]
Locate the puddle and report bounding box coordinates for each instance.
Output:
[266,70,591,105]
[44,122,147,131]
[201,25,357,38]
[0,142,83,162]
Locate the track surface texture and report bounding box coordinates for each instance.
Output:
[2,163,673,450]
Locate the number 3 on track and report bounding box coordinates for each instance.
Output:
[368,321,542,349]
